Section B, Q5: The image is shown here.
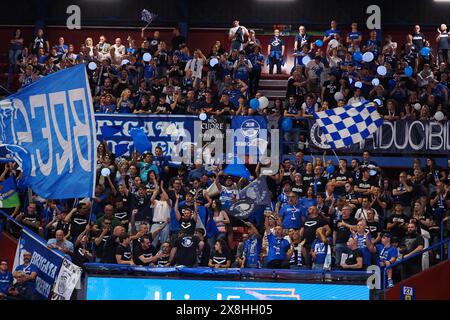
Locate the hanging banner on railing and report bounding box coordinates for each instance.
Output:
[13,230,64,300]
[308,119,450,155]
[51,258,82,300]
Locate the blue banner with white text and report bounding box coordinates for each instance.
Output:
[0,64,97,199]
[14,230,64,300]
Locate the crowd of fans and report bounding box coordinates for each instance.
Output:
[2,19,450,300]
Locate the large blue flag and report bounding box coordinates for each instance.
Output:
[313,101,383,149]
[0,64,97,199]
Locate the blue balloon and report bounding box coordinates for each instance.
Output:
[404,66,413,77]
[420,47,430,56]
[315,39,323,47]
[353,52,363,62]
[281,118,293,132]
[250,98,260,110]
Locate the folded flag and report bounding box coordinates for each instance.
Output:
[0,176,20,208]
[114,144,129,157]
[227,176,272,220]
[101,125,122,139]
[313,101,383,149]
[224,163,251,180]
[129,127,151,154]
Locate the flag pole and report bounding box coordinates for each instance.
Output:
[331,149,340,163]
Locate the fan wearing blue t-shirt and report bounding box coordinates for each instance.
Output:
[242,221,262,268]
[0,260,13,298]
[323,20,342,43]
[351,221,375,268]
[374,233,398,288]
[311,227,331,271]
[346,23,362,50]
[264,213,292,269]
[267,29,285,74]
[13,251,38,299]
[278,192,307,230]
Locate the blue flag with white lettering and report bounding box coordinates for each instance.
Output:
[0,64,97,199]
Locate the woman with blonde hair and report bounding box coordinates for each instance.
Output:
[85,37,94,57]
[117,88,134,113]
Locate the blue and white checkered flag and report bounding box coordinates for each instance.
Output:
[313,101,383,149]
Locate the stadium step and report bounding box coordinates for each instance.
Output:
[259,74,289,100]
[259,89,286,99]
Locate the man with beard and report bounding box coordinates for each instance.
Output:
[399,223,424,279]
[12,251,37,300]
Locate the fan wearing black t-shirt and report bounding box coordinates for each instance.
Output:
[386,203,410,240]
[208,239,232,268]
[331,160,353,196]
[342,237,364,271]
[174,194,198,236]
[399,223,424,279]
[115,233,134,265]
[354,168,376,200]
[155,242,171,267]
[169,231,203,267]
[300,206,331,267]
[321,73,339,108]
[333,205,357,266]
[133,235,161,266]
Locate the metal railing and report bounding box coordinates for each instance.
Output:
[382,237,450,290]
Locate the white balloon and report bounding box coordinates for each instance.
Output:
[121,59,130,66]
[258,96,269,109]
[209,58,219,67]
[302,55,311,65]
[329,39,339,48]
[334,92,344,101]
[377,65,387,76]
[362,52,374,62]
[414,103,422,111]
[434,111,445,121]
[199,113,207,121]
[101,168,111,177]
[88,62,97,71]
[372,78,380,86]
[355,81,363,89]
[143,53,152,62]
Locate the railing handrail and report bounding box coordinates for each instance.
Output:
[382,237,450,290]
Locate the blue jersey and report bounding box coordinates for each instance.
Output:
[279,204,305,229]
[311,238,329,264]
[376,244,398,265]
[15,263,38,289]
[348,32,362,42]
[243,236,262,268]
[248,53,264,72]
[267,233,290,262]
[227,89,242,108]
[299,197,317,209]
[144,64,157,79]
[325,29,341,39]
[219,187,238,208]
[353,233,373,266]
[0,271,13,294]
[277,192,289,206]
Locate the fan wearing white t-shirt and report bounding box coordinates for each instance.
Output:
[150,180,171,247]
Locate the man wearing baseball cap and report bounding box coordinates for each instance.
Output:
[370,232,398,288]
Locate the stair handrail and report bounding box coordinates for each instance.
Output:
[382,237,450,290]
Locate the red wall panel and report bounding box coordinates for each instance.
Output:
[385,261,450,300]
